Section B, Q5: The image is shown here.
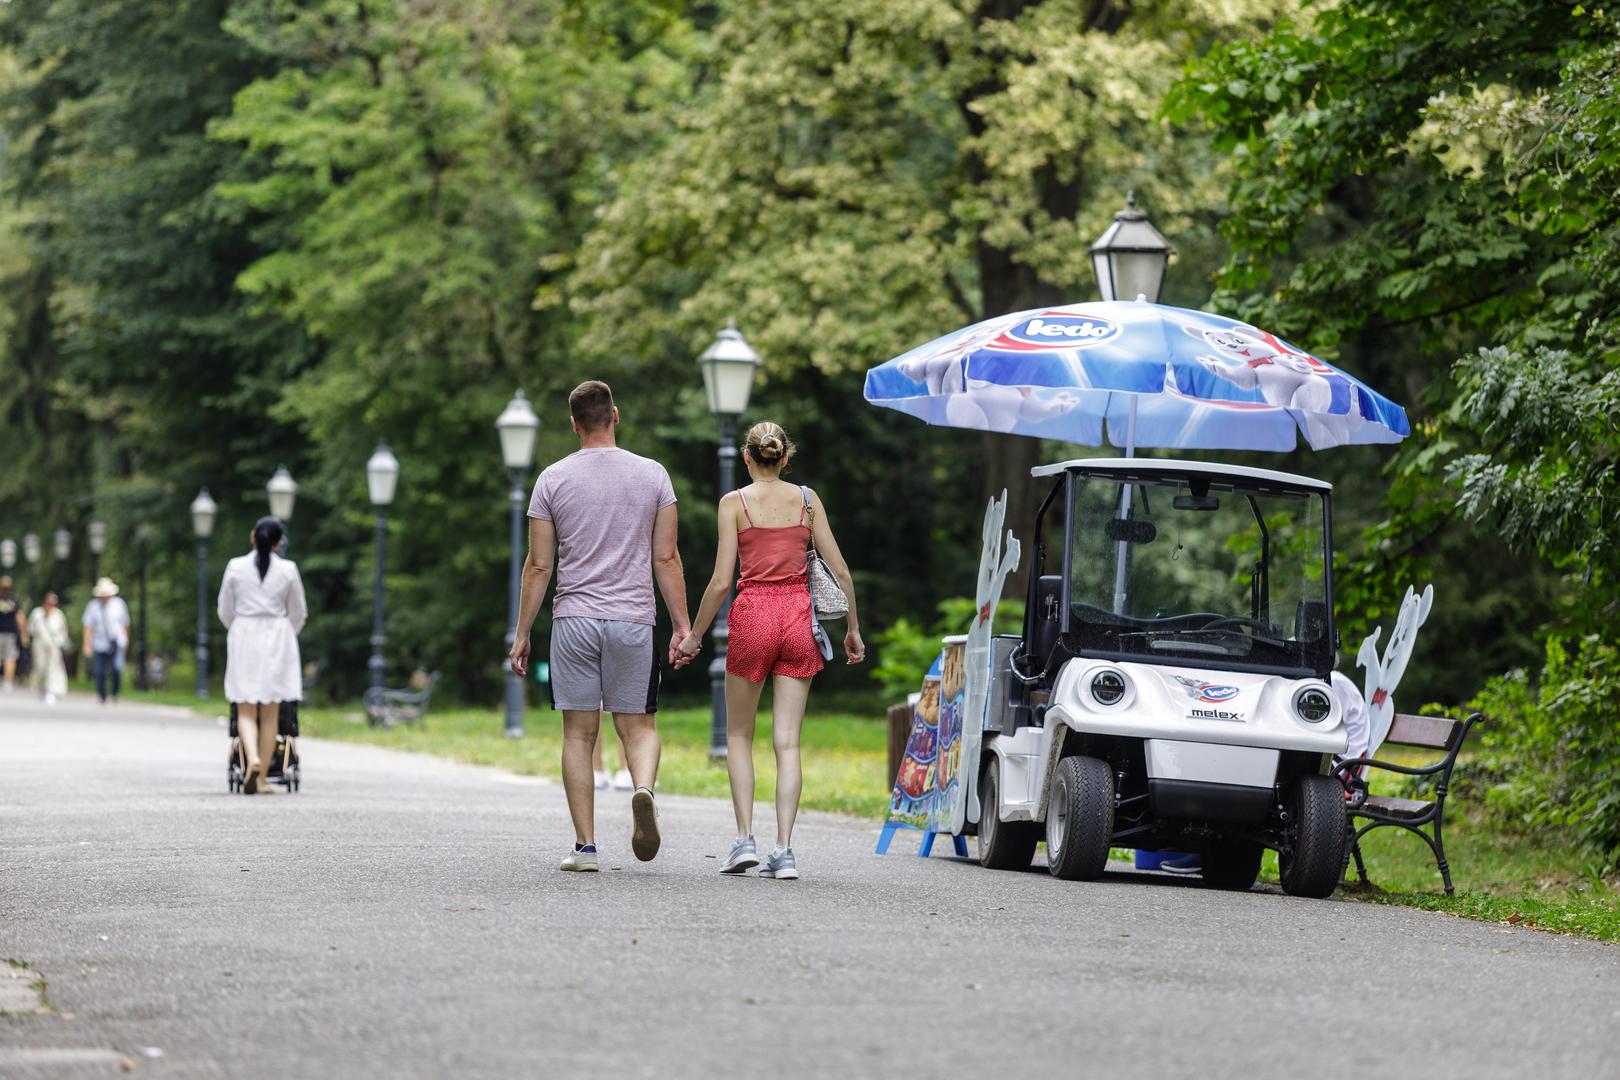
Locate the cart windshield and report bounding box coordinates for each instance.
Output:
[1067,470,1333,676]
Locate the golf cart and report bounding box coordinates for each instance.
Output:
[973,457,1348,898]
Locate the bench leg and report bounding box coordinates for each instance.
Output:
[1430,805,1454,896]
[1350,831,1370,886]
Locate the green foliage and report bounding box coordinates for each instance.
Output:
[1472,636,1620,861]
[1174,0,1620,849]
[870,596,1023,701]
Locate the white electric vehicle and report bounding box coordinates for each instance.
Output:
[973,458,1348,898]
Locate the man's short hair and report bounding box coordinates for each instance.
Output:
[569,380,615,432]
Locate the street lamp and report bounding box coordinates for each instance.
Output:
[1088,191,1174,304]
[365,441,399,697]
[51,528,70,594]
[190,488,217,699]
[697,320,761,760]
[496,391,541,738]
[23,532,39,600]
[267,465,297,554]
[87,519,107,581]
[134,523,151,691]
[1,538,14,571]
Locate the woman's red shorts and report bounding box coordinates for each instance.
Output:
[726,580,825,683]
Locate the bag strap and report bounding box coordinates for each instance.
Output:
[800,487,819,554]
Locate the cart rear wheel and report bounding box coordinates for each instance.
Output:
[1201,838,1263,891]
[1045,755,1114,881]
[1279,773,1347,898]
[976,758,1038,871]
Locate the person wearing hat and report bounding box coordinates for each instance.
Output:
[0,576,27,692]
[82,577,131,705]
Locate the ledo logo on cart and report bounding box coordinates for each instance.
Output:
[1174,676,1240,703]
[991,312,1121,352]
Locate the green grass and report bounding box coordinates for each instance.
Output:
[115,684,1620,940]
[297,701,893,819]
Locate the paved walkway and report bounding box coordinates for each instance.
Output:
[1,694,1615,1078]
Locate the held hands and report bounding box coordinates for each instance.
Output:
[509,633,530,678]
[672,629,702,669]
[844,628,865,665]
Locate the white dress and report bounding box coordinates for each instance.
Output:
[218,552,308,704]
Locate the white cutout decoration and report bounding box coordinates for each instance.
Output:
[948,489,1021,834]
[1355,584,1434,759]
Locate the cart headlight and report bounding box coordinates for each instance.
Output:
[1091,669,1127,706]
[1294,687,1332,723]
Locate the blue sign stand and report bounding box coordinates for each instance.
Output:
[874,819,968,858]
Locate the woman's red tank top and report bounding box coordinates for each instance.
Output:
[736,489,810,586]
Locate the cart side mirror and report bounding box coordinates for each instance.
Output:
[1173,494,1220,511]
[1104,518,1158,544]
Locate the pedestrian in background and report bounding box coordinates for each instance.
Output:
[0,576,25,692]
[509,379,690,872]
[218,517,307,795]
[81,578,130,705]
[676,421,863,881]
[28,592,69,705]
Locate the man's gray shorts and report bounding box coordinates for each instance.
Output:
[0,633,17,664]
[549,617,660,715]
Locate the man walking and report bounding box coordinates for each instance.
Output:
[82,577,131,704]
[510,381,690,871]
[0,577,26,692]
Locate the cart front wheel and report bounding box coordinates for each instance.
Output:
[1045,755,1114,881]
[977,758,1038,871]
[1278,773,1347,898]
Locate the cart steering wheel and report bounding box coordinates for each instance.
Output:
[1201,615,1268,633]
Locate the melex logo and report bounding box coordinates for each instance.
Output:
[1190,707,1245,721]
[991,312,1122,353]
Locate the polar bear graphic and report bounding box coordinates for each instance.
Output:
[1190,326,1341,414]
[897,347,1082,431]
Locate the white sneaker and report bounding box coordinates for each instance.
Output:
[44,693,57,705]
[560,844,600,872]
[594,770,611,790]
[612,768,633,791]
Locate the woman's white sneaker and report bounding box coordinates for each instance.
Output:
[760,846,799,880]
[720,835,760,874]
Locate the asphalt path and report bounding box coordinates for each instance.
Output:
[2,693,1615,1079]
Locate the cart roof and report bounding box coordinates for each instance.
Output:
[1031,457,1332,492]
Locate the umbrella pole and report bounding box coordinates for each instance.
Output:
[1112,396,1138,614]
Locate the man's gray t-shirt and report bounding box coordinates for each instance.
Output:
[528,448,677,626]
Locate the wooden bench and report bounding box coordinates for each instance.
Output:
[362,669,439,729]
[1334,711,1486,896]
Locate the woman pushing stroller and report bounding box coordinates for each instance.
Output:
[219,517,307,794]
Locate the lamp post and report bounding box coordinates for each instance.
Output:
[190,488,217,699]
[1090,193,1173,612]
[1087,191,1174,305]
[267,465,297,556]
[87,519,107,582]
[697,320,762,760]
[23,532,39,602]
[496,391,541,738]
[365,442,399,698]
[134,523,151,691]
[1,538,14,573]
[51,527,71,588]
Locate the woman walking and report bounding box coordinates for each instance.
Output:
[676,422,862,879]
[218,517,307,794]
[28,592,69,705]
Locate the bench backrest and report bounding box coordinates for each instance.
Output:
[1386,712,1463,751]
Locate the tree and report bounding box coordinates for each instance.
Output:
[570,0,1296,603]
[1171,1,1620,854]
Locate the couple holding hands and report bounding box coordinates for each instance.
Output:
[509,381,862,879]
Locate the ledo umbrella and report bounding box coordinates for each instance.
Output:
[862,300,1408,452]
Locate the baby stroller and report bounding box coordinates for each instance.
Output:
[227,701,301,793]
